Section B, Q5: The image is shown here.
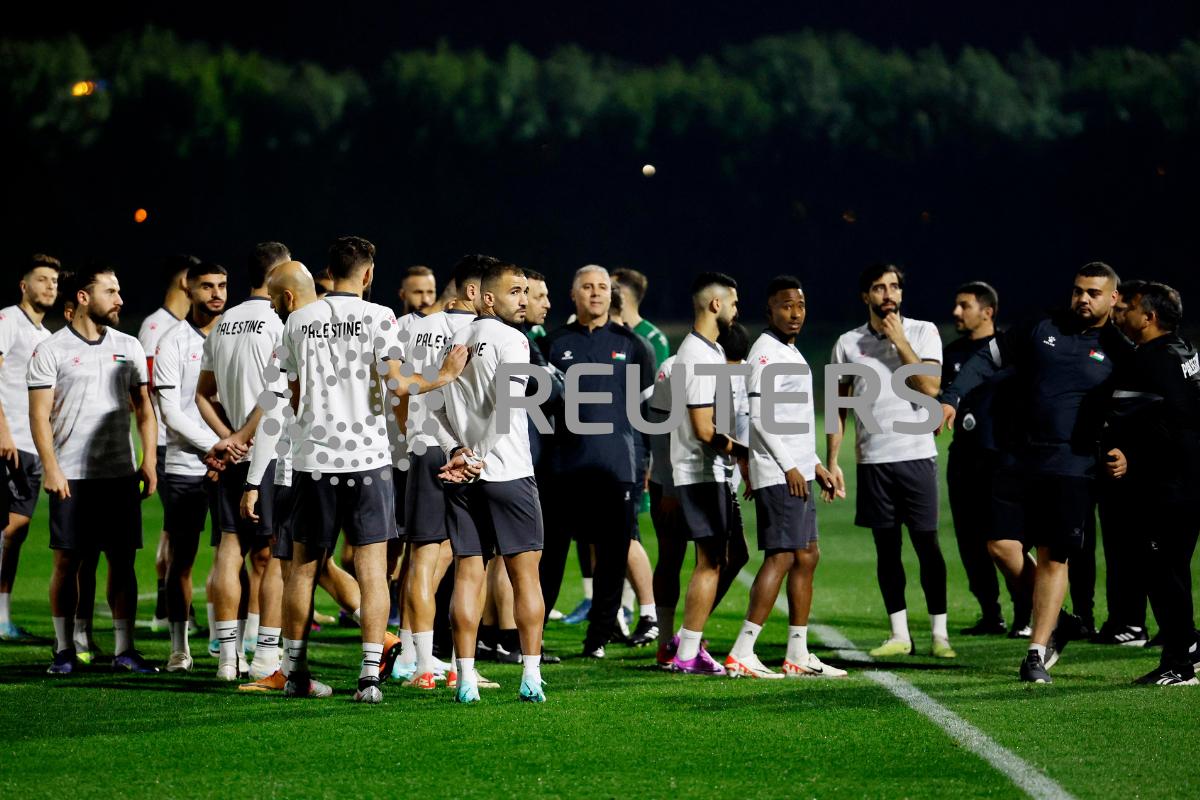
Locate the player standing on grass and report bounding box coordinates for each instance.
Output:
[154,262,230,673]
[30,267,159,675]
[0,255,58,640]
[828,264,954,659]
[666,272,749,675]
[726,276,845,679]
[278,236,464,702]
[431,262,548,702]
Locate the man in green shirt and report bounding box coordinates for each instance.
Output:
[613,268,670,367]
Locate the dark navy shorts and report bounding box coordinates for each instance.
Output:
[289,469,399,552]
[754,482,819,551]
[446,476,544,559]
[404,450,449,544]
[50,476,142,553]
[855,458,939,531]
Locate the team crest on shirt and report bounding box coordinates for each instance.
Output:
[190,351,201,361]
[71,356,81,366]
[561,350,573,361]
[758,355,769,365]
[149,322,158,331]
[112,354,128,363]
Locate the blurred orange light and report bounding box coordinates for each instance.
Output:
[920,210,932,223]
[71,81,95,97]
[842,209,857,224]
[133,208,149,224]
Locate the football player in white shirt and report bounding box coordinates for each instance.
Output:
[398,265,437,316]
[29,268,159,675]
[154,262,228,673]
[138,255,197,632]
[827,264,954,659]
[0,255,58,641]
[430,263,548,703]
[667,272,750,675]
[725,276,846,679]
[194,243,290,680]
[279,237,465,702]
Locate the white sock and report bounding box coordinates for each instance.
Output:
[399,628,415,664]
[113,618,133,654]
[215,620,239,666]
[522,653,542,682]
[621,580,635,610]
[582,577,593,600]
[414,630,434,675]
[283,640,307,677]
[360,642,384,681]
[640,603,657,623]
[658,608,675,648]
[931,613,948,639]
[169,620,190,655]
[786,625,809,663]
[1029,643,1047,658]
[73,617,92,651]
[456,656,477,687]
[731,620,762,659]
[888,610,910,641]
[677,628,702,661]
[206,603,215,630]
[0,592,10,626]
[254,626,282,666]
[52,616,74,653]
[243,612,260,651]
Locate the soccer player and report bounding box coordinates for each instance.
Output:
[725,277,846,678]
[666,272,749,674]
[942,282,1029,637]
[430,262,547,702]
[828,264,953,658]
[0,255,58,640]
[398,265,437,316]
[138,254,200,632]
[194,242,291,679]
[541,265,654,658]
[278,236,464,702]
[154,261,229,672]
[1104,282,1200,684]
[30,267,159,674]
[648,352,685,665]
[943,262,1132,683]
[612,267,670,368]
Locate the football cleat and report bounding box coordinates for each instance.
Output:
[547,608,564,621]
[112,650,160,674]
[725,653,784,679]
[582,643,606,659]
[669,647,725,676]
[869,637,914,657]
[782,653,848,678]
[75,649,94,666]
[47,649,76,675]
[216,663,240,681]
[0,622,35,641]
[166,652,193,673]
[403,671,438,690]
[656,635,679,669]
[561,598,592,625]
[207,637,220,658]
[353,677,383,704]
[476,671,500,689]
[249,657,280,680]
[627,616,660,648]
[519,676,546,703]
[283,674,333,698]
[493,643,522,664]
[149,615,168,633]
[239,670,287,692]
[1134,664,1199,686]
[392,660,416,681]
[379,631,403,682]
[1007,623,1033,639]
[1092,624,1148,647]
[455,682,481,703]
[960,617,1006,636]
[931,636,957,659]
[1019,651,1052,684]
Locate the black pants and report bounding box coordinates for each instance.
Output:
[538,468,572,621]
[1097,484,1148,629]
[1069,502,1098,625]
[871,527,947,616]
[1143,498,1200,667]
[946,447,1002,621]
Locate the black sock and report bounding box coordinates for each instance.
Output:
[500,628,521,653]
[154,579,166,619]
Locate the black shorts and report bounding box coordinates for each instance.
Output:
[160,472,213,537]
[6,449,43,519]
[677,481,743,543]
[649,481,684,542]
[946,447,997,544]
[289,468,399,551]
[754,483,819,551]
[446,476,544,559]
[1022,474,1093,563]
[214,460,275,549]
[271,484,296,560]
[404,450,449,544]
[855,458,939,531]
[629,479,645,542]
[49,476,142,552]
[393,460,407,538]
[989,466,1026,544]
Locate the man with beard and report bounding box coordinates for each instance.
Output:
[0,255,59,640]
[828,264,953,659]
[30,268,158,674]
[154,262,230,673]
[398,265,437,317]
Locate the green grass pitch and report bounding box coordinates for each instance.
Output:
[1,432,1197,798]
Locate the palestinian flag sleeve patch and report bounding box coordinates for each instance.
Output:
[611,351,627,361]
[113,354,129,363]
[1088,350,1105,362]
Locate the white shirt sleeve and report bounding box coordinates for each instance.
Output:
[684,359,716,408]
[130,339,149,386]
[748,357,798,474]
[912,321,942,363]
[154,334,218,452]
[26,342,58,389]
[0,315,15,358]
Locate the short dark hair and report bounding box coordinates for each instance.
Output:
[612,267,648,303]
[717,321,751,362]
[610,285,624,314]
[327,235,376,280]
[766,275,803,298]
[956,281,998,314]
[859,263,904,295]
[480,263,525,295]
[452,254,500,292]
[1118,278,1148,300]
[63,266,116,300]
[163,254,201,286]
[248,242,290,289]
[1133,282,1183,333]
[690,271,737,297]
[403,265,434,281]
[523,268,546,283]
[188,261,228,282]
[24,253,61,280]
[1076,261,1120,286]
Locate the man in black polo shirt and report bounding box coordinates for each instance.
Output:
[943,262,1133,683]
[1104,282,1200,685]
[541,265,655,657]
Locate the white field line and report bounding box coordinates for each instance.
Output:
[736,570,1075,800]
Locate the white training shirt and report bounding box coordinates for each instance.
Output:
[670,331,735,487]
[279,292,401,474]
[648,355,677,491]
[139,306,185,448]
[202,297,285,465]
[404,309,477,458]
[0,305,52,453]
[26,326,148,480]
[747,330,821,489]
[247,329,292,488]
[830,317,941,464]
[432,315,534,483]
[154,320,219,476]
[731,369,750,491]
